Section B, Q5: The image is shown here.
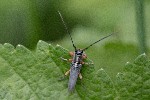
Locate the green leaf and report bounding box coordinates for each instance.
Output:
[116,53,150,99]
[49,43,116,99]
[1,41,149,100]
[0,42,78,99]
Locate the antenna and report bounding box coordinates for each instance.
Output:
[58,11,77,50]
[83,33,113,51]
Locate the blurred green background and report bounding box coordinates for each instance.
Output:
[0,0,150,79]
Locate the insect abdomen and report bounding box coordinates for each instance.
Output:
[68,65,80,92]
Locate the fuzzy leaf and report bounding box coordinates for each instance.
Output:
[0,42,79,100]
[0,41,116,100]
[2,40,149,100]
[116,53,150,99]
[0,41,114,100]
[49,44,116,99]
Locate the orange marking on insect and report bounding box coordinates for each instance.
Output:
[82,54,87,59]
[69,52,74,56]
[81,62,85,64]
[69,59,73,62]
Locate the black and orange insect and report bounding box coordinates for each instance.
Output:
[58,11,112,92]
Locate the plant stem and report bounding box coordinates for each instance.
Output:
[135,0,147,53]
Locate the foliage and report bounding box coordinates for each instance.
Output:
[116,53,150,99]
[0,41,149,100]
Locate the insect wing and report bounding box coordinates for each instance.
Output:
[68,64,81,92]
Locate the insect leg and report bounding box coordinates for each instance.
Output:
[78,73,82,79]
[58,69,71,81]
[82,54,87,59]
[65,69,71,76]
[82,61,94,66]
[59,56,72,81]
[60,51,73,62]
[60,57,68,61]
[60,57,72,62]
[84,62,94,65]
[69,51,74,56]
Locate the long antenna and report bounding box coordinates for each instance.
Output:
[83,33,113,51]
[58,11,77,50]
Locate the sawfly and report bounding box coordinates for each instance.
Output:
[58,11,113,92]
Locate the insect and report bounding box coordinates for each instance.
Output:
[58,11,113,92]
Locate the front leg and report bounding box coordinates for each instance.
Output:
[60,57,68,61]
[60,57,72,62]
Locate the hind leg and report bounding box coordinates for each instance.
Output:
[58,69,71,81]
[78,73,82,79]
[65,69,71,76]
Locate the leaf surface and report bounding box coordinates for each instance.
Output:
[116,53,150,99]
[0,41,149,100]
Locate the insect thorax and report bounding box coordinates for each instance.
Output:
[73,49,84,64]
